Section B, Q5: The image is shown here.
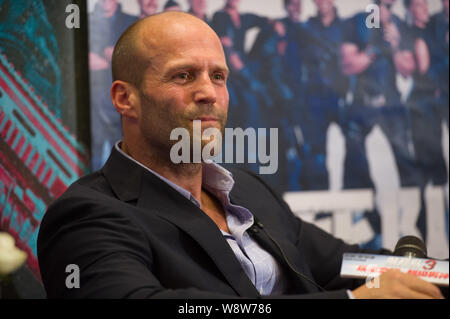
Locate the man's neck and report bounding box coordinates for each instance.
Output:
[225,4,237,11]
[414,20,427,29]
[289,15,300,23]
[320,9,336,27]
[120,141,230,232]
[121,141,204,201]
[103,7,117,18]
[191,9,205,20]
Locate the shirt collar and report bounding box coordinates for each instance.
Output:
[114,141,235,207]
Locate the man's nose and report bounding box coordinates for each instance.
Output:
[193,74,217,105]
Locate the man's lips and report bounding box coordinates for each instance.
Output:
[192,117,219,122]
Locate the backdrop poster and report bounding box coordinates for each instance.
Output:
[87,0,449,258]
[0,0,90,288]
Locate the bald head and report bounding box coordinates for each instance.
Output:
[112,12,223,88]
[111,11,229,171]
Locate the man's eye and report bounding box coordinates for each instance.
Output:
[213,73,225,81]
[174,72,192,81]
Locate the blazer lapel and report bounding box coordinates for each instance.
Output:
[102,146,143,202]
[229,191,321,293]
[136,174,260,297]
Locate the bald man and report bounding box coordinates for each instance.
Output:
[38,12,444,299]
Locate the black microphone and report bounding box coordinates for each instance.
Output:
[341,235,448,290]
[393,235,427,258]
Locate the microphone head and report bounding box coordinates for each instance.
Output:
[394,235,427,258]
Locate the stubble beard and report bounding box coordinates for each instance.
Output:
[139,91,228,171]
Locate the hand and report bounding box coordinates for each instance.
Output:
[220,36,233,48]
[352,269,444,299]
[273,21,286,37]
[89,52,109,71]
[103,46,115,62]
[277,40,287,55]
[384,23,400,50]
[229,52,244,71]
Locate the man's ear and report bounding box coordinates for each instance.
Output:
[111,81,140,121]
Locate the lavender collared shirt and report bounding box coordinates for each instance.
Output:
[115,142,287,295]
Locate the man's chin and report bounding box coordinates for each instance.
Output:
[187,120,226,135]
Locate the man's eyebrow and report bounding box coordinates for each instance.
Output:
[165,62,229,74]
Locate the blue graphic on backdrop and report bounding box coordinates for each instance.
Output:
[0,0,61,116]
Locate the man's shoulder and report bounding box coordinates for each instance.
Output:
[116,8,138,26]
[428,11,448,32]
[41,169,121,224]
[211,9,228,20]
[226,166,265,187]
[60,169,114,201]
[346,11,367,24]
[227,167,278,192]
[226,166,290,211]
[429,11,446,23]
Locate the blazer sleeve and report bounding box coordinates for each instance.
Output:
[37,184,238,299]
[238,169,391,293]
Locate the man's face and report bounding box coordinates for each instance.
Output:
[443,0,449,17]
[226,0,240,9]
[164,5,182,12]
[410,0,429,25]
[136,22,229,154]
[286,0,301,22]
[314,0,334,17]
[379,0,394,24]
[190,0,207,15]
[380,0,395,6]
[138,0,158,17]
[100,0,118,16]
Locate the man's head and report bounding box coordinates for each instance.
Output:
[189,0,207,18]
[404,0,429,26]
[163,0,182,12]
[442,0,449,17]
[111,12,229,160]
[225,0,241,10]
[375,0,396,15]
[138,0,158,17]
[376,0,395,24]
[376,0,396,6]
[284,0,301,22]
[313,0,335,17]
[100,0,118,17]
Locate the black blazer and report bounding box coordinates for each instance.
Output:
[37,146,387,299]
